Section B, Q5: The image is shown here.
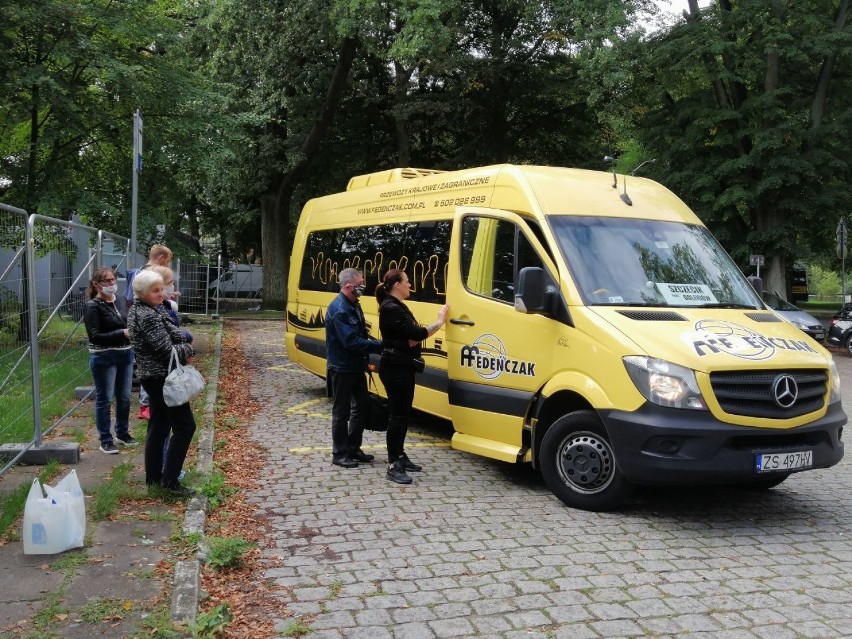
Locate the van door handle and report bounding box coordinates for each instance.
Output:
[450,318,475,326]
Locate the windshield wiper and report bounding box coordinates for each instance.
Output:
[591,301,666,307]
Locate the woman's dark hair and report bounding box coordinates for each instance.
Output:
[375,268,405,303]
[87,267,115,299]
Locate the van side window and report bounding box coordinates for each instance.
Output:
[461,216,544,304]
[299,222,451,303]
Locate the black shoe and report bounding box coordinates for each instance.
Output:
[116,433,139,447]
[400,454,422,472]
[99,442,119,454]
[332,456,359,468]
[350,450,374,463]
[387,461,412,484]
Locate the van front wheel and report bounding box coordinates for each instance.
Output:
[540,411,633,512]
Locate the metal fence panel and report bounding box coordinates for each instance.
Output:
[0,204,34,472]
[0,210,134,475]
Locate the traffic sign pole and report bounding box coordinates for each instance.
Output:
[131,109,143,266]
[839,218,847,303]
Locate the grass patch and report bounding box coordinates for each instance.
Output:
[50,551,88,573]
[281,620,312,638]
[204,536,256,571]
[190,603,232,638]
[0,332,91,444]
[196,469,235,510]
[0,459,61,539]
[131,609,184,639]
[90,462,136,521]
[77,597,130,622]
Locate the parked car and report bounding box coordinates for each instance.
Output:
[828,302,852,354]
[209,265,263,297]
[762,291,825,342]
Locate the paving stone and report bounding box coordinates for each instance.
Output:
[427,616,476,638]
[224,321,852,639]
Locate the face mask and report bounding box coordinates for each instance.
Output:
[101,284,118,295]
[352,284,365,298]
[163,285,175,298]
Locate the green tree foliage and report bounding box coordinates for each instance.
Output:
[623,0,852,297]
[0,0,216,248]
[809,264,841,299]
[196,0,637,306]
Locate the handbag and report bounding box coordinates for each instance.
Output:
[162,346,205,407]
[23,470,86,555]
[382,348,426,374]
[364,372,389,432]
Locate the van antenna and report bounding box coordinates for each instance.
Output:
[603,156,617,189]
[620,158,657,207]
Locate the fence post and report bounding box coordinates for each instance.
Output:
[25,215,43,446]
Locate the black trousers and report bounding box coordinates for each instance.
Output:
[329,370,368,458]
[379,363,415,463]
[141,377,197,488]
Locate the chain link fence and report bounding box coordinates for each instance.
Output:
[0,203,267,476]
[0,207,218,476]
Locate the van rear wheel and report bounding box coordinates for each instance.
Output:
[540,410,633,511]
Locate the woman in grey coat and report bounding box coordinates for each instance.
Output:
[127,269,195,496]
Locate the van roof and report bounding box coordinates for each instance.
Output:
[314,164,699,225]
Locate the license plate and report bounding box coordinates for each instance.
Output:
[755,450,813,473]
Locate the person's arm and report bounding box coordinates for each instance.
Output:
[337,312,382,353]
[423,304,450,337]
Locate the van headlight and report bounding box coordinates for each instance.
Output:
[623,356,708,410]
[829,359,842,404]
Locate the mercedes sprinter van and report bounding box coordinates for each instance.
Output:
[285,164,845,511]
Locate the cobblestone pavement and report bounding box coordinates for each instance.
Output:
[242,322,852,639]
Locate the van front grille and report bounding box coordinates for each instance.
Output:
[709,369,827,418]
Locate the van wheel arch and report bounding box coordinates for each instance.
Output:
[532,390,593,467]
[539,410,633,512]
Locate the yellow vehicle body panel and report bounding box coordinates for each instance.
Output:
[285,164,844,507]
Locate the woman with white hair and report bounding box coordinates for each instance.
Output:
[127,269,196,496]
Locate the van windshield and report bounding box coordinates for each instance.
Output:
[548,216,762,308]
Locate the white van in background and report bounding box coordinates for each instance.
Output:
[209,264,263,297]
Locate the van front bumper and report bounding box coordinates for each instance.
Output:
[599,402,845,485]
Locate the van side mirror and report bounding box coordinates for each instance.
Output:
[515,267,554,315]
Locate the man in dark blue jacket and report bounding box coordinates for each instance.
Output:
[326,268,382,468]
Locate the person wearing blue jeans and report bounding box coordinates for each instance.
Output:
[83,268,137,453]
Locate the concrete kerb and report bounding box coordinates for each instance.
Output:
[169,321,223,624]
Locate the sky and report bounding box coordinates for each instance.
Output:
[644,0,713,33]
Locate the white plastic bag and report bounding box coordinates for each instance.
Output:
[22,469,86,555]
[163,347,205,407]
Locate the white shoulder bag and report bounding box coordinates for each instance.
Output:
[162,346,205,407]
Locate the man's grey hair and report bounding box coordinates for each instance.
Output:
[338,268,362,289]
[132,269,164,297]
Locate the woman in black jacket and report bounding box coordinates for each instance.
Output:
[127,269,195,496]
[83,267,136,454]
[376,269,449,484]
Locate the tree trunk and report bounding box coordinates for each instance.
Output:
[810,0,849,132]
[260,37,358,309]
[260,193,287,310]
[393,61,412,166]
